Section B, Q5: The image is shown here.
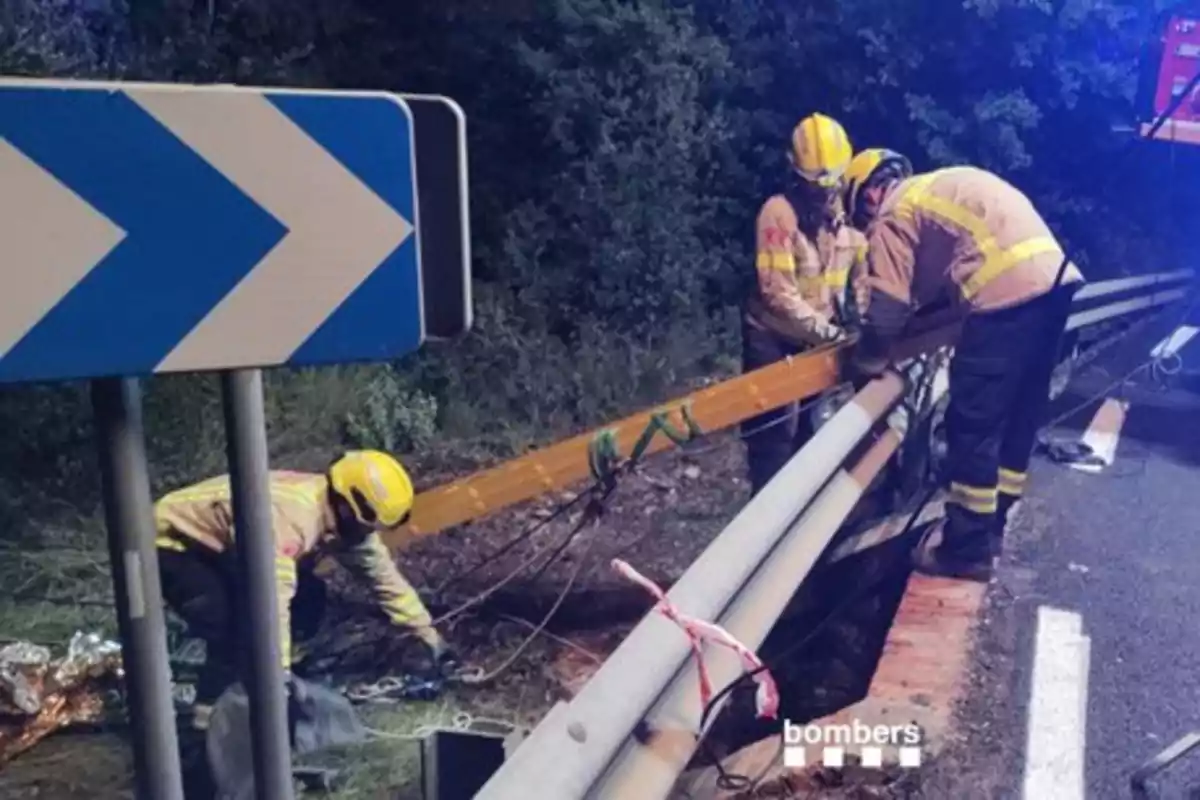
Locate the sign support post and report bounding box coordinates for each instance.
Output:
[92,377,186,800]
[222,369,295,800]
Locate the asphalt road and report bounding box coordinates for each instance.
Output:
[919,324,1200,800]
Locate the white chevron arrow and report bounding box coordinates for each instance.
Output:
[126,89,415,372]
[0,138,127,359]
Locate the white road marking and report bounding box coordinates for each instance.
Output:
[1150,325,1198,359]
[1023,606,1089,800]
[1072,397,1129,474]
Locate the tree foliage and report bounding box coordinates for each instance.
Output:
[0,0,1190,535]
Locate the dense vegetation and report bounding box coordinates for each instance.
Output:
[0,0,1194,551]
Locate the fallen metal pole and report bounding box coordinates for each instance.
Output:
[476,371,908,800]
[221,369,295,800]
[92,377,185,800]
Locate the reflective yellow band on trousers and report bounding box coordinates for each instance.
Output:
[948,481,998,514]
[998,467,1027,497]
[895,172,1063,300]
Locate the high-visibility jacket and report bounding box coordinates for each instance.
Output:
[863,166,1084,316]
[747,193,869,347]
[853,166,1084,374]
[154,470,437,668]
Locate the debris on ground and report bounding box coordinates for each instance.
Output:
[0,632,123,765]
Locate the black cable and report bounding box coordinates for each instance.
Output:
[433,486,593,594]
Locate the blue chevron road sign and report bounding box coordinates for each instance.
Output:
[0,78,427,385]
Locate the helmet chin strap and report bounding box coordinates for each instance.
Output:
[786,177,840,226]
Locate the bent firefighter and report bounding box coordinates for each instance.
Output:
[154,449,459,729]
[841,149,1085,582]
[741,112,869,496]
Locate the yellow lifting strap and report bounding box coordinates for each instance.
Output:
[587,402,704,485]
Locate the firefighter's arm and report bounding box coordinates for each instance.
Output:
[755,200,839,344]
[849,219,916,380]
[851,237,871,320]
[340,533,443,649]
[840,233,871,329]
[274,554,298,671]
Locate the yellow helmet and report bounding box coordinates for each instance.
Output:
[789,113,853,188]
[843,148,913,226]
[328,450,415,529]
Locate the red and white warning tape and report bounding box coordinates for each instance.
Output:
[611,558,780,721]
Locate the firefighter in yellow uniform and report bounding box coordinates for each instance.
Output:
[742,112,869,496]
[842,149,1085,582]
[154,449,456,728]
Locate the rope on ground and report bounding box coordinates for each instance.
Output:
[428,481,617,630]
[363,710,519,743]
[494,612,602,664]
[456,509,609,686]
[344,507,611,695]
[432,488,590,595]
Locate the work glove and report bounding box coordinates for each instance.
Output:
[437,646,463,678]
[428,637,463,679]
[841,325,892,391]
[810,318,844,344]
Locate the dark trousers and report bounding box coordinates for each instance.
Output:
[941,284,1077,556]
[741,316,816,497]
[159,546,327,705]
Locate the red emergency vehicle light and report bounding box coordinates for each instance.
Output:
[1143,14,1200,144]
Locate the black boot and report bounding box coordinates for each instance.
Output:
[990,495,1018,559]
[912,517,994,584]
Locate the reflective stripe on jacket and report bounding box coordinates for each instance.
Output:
[154,470,435,667]
[748,193,868,345]
[864,166,1084,315]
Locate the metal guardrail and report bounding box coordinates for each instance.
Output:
[476,270,1195,800]
[1071,268,1192,302]
[1066,288,1189,331]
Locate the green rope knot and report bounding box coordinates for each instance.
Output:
[587,402,703,485]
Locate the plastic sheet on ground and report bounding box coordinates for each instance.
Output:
[207,677,368,800]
